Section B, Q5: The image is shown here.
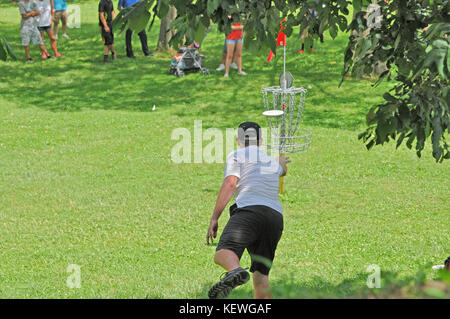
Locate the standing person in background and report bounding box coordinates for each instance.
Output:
[224,17,246,78]
[53,0,69,39]
[37,0,63,58]
[299,0,323,54]
[98,0,116,62]
[117,0,152,58]
[18,0,52,61]
[216,38,238,72]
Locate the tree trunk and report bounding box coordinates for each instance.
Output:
[157,6,177,51]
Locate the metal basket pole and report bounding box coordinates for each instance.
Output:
[262,86,311,194]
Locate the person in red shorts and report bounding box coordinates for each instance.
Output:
[224,17,246,78]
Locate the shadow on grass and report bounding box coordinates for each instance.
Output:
[1,21,389,130]
[195,269,450,299]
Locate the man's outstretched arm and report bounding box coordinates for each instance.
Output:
[206,175,238,245]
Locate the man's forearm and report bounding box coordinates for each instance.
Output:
[211,178,237,221]
[22,11,36,18]
[212,187,233,219]
[99,13,108,28]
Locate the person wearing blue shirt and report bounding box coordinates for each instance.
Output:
[118,0,151,58]
[53,0,69,39]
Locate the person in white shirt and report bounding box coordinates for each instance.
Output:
[206,121,290,299]
[37,0,63,57]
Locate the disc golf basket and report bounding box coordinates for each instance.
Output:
[261,41,311,194]
[262,86,311,154]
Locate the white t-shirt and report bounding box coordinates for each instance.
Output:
[224,145,283,214]
[37,0,52,27]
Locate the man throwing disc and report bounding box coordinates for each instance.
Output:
[206,122,290,299]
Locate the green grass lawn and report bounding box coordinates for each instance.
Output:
[0,1,449,298]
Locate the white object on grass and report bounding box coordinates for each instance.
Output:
[152,105,156,111]
[432,265,445,270]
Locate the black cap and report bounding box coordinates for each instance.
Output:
[238,122,261,145]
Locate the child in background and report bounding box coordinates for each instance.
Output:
[53,0,69,39]
[37,0,63,58]
[171,49,184,68]
[18,0,51,61]
[98,0,116,62]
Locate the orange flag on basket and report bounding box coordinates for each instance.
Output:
[267,17,287,62]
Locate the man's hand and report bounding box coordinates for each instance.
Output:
[104,25,110,33]
[279,156,291,165]
[278,156,291,177]
[206,218,219,245]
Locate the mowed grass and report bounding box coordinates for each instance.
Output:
[0,1,449,298]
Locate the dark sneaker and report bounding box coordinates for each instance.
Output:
[144,51,153,56]
[208,267,250,299]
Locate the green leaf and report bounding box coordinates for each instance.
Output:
[3,38,17,61]
[394,34,401,51]
[112,8,130,34]
[383,92,397,103]
[406,132,415,150]
[207,0,220,16]
[411,39,449,81]
[128,10,151,32]
[157,0,169,18]
[366,138,375,150]
[366,106,378,125]
[0,40,7,61]
[194,21,207,45]
[113,1,147,34]
[353,0,362,13]
[329,23,338,39]
[396,132,405,149]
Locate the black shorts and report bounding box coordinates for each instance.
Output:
[101,26,114,45]
[38,26,51,32]
[216,204,283,276]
